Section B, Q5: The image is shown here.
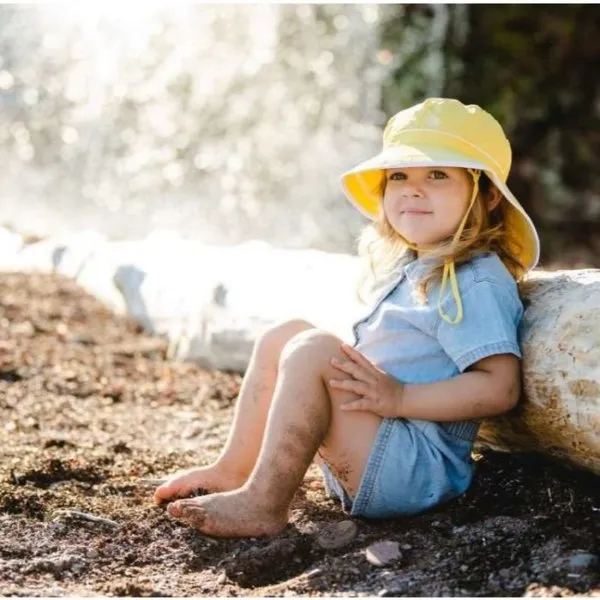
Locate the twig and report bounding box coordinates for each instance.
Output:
[136,477,168,487]
[51,509,118,528]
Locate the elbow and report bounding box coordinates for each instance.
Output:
[495,378,521,414]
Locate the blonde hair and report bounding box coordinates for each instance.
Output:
[355,171,527,306]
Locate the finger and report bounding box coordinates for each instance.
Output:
[340,343,377,372]
[329,378,371,396]
[340,398,371,412]
[330,357,376,384]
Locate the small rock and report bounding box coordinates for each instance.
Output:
[297,520,320,535]
[400,543,412,551]
[305,567,322,579]
[459,564,469,572]
[216,572,227,584]
[365,541,402,567]
[567,553,599,572]
[316,520,358,550]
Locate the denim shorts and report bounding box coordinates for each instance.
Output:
[319,418,477,519]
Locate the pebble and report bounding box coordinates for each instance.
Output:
[316,520,358,550]
[305,568,322,579]
[567,553,599,572]
[216,572,227,584]
[298,520,320,535]
[365,541,402,567]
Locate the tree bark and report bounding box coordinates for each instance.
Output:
[477,269,600,475]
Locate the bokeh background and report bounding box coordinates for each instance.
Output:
[1,4,599,267]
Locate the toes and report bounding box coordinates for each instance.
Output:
[154,474,198,504]
[170,498,200,511]
[180,506,207,527]
[168,501,206,526]
[167,498,197,516]
[154,483,177,504]
[167,501,183,518]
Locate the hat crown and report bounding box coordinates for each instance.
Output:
[383,98,512,180]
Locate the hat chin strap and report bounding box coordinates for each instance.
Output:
[400,169,481,325]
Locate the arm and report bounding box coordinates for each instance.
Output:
[397,353,521,421]
[331,344,521,421]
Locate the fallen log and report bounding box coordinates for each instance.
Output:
[4,226,597,475]
[477,268,600,475]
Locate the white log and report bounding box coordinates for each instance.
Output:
[2,227,598,475]
[477,269,600,475]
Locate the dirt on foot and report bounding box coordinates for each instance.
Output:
[0,272,598,597]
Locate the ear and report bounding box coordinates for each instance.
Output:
[487,186,502,211]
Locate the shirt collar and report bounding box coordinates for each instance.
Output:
[403,256,438,283]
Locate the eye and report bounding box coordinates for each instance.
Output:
[388,171,406,181]
[429,170,448,180]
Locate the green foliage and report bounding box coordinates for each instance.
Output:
[380,5,600,266]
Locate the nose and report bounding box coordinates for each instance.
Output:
[400,182,424,198]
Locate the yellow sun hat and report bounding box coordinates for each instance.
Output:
[340,97,540,324]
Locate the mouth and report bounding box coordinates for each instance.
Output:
[401,209,432,215]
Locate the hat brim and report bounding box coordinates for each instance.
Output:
[340,145,540,272]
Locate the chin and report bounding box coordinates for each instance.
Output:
[396,231,433,246]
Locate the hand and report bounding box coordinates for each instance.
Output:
[328,343,404,418]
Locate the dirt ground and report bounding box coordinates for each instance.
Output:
[0,271,598,597]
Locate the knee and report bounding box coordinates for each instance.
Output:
[255,319,315,364]
[279,329,338,368]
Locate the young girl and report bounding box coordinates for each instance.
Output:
[153,98,540,538]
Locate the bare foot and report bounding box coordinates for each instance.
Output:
[167,490,289,538]
[153,464,247,505]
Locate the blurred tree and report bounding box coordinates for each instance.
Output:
[380,4,600,266]
[1,4,598,266]
[0,5,385,251]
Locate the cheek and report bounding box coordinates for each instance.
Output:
[381,193,395,215]
[441,202,470,233]
[382,194,398,214]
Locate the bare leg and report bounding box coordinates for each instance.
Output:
[167,329,382,537]
[154,319,315,503]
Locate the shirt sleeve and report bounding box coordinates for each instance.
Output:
[437,280,524,372]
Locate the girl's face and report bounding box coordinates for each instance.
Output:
[382,166,473,250]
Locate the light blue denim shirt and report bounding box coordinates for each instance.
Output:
[351,251,524,442]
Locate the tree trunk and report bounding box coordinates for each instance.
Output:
[477,269,600,475]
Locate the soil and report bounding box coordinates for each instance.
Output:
[0,271,598,597]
